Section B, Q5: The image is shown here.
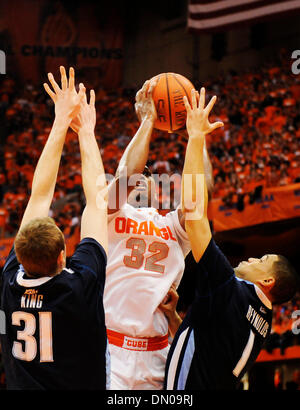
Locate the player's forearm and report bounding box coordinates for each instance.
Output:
[117,117,154,177]
[182,134,208,218]
[203,140,214,195]
[78,130,107,206]
[30,117,68,201]
[166,311,182,340]
[183,135,212,262]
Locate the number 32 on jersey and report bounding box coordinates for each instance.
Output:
[123,237,169,274]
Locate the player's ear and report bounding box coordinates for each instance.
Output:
[57,249,65,266]
[257,276,275,293]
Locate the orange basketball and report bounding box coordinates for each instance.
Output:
[151,73,195,132]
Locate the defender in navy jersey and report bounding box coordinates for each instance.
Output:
[162,88,299,390]
[0,67,109,389]
[1,238,107,389]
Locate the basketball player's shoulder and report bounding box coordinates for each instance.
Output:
[127,205,159,217]
[108,203,132,221]
[162,207,180,223]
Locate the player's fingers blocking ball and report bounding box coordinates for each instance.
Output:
[151,72,195,132]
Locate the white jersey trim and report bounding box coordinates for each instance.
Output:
[166,327,190,390]
[63,268,75,274]
[232,329,255,377]
[254,285,272,309]
[16,266,54,287]
[236,278,272,309]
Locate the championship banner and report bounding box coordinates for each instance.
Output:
[0,0,124,88]
[209,183,300,232]
[188,0,300,33]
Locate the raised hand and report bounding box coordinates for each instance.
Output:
[183,88,224,139]
[76,89,96,134]
[44,66,85,126]
[135,77,158,123]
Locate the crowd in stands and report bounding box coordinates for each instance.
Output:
[0,53,300,381]
[265,295,300,354]
[1,54,300,238]
[199,51,300,207]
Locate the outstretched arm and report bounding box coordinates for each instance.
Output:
[176,129,214,197]
[76,90,108,253]
[108,78,158,213]
[182,88,223,262]
[19,66,84,231]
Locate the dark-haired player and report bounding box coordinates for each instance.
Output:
[162,88,299,390]
[0,67,109,389]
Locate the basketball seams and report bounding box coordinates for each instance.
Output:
[172,73,191,102]
[152,72,194,132]
[165,73,173,132]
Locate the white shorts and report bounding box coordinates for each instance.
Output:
[109,344,169,390]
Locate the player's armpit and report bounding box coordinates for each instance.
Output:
[185,217,212,263]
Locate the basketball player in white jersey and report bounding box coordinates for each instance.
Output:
[104,79,223,390]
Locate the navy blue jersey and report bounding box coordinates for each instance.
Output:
[0,238,109,390]
[164,239,272,390]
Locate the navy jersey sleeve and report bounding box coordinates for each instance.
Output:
[196,238,235,293]
[2,246,19,277]
[68,238,107,295]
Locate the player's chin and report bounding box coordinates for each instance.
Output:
[234,264,245,278]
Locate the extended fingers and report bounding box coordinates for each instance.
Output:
[89,89,95,107]
[191,88,197,110]
[199,87,205,111]
[205,95,217,115]
[183,95,191,113]
[210,121,224,132]
[78,83,86,102]
[69,67,75,91]
[60,66,67,91]
[43,82,57,102]
[47,72,60,94]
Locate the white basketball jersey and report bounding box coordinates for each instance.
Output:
[104,203,190,338]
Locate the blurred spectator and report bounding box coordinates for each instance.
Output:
[286,370,300,390]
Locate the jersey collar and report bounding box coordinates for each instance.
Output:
[254,285,272,310]
[16,265,54,287]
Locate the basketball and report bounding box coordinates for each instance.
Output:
[151,73,195,132]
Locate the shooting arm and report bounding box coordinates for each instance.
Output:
[108,78,157,213]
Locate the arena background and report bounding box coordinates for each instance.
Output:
[0,0,300,390]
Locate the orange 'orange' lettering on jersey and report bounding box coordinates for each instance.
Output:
[115,217,177,241]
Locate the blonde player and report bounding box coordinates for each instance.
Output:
[103,79,223,390]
